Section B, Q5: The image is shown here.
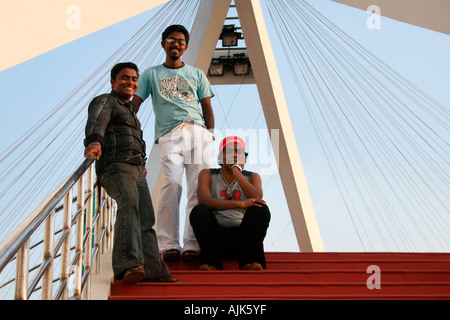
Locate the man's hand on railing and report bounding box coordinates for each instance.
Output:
[84,142,102,160]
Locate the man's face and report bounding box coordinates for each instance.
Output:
[222,143,246,168]
[162,31,188,61]
[111,68,138,101]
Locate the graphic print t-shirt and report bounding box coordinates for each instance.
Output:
[209,169,253,227]
[135,64,214,142]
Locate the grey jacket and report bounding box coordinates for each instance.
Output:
[84,90,146,175]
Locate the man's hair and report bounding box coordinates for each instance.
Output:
[162,25,190,44]
[111,62,139,80]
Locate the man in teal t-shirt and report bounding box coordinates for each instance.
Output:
[133,25,215,262]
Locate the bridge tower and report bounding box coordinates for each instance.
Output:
[2,0,447,252]
[147,0,324,252]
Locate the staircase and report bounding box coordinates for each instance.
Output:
[108,252,450,300]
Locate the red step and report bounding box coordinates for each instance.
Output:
[108,252,450,300]
[109,282,450,299]
[168,270,450,283]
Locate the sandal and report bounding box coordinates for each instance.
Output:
[199,264,217,271]
[240,262,263,270]
[182,250,200,262]
[122,266,146,284]
[162,249,181,262]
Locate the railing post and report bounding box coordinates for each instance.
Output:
[83,164,94,300]
[94,184,101,274]
[107,196,114,250]
[73,174,85,300]
[101,187,107,254]
[14,240,30,300]
[41,209,55,300]
[60,189,73,300]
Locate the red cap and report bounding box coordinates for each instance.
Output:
[218,136,245,153]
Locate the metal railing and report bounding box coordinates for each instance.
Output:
[0,158,115,300]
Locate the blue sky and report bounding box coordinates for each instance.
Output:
[0,0,448,252]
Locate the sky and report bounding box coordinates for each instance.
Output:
[0,0,448,254]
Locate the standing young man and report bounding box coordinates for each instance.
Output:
[133,25,215,262]
[84,62,175,283]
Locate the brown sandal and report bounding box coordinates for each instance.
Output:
[240,262,263,270]
[199,264,217,271]
[122,266,146,284]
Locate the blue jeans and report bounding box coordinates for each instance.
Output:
[100,162,171,280]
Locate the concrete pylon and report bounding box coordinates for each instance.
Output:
[146,0,325,252]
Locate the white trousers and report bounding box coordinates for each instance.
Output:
[156,122,213,253]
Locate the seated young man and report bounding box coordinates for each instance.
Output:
[190,136,271,270]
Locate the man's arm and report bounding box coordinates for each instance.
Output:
[197,169,264,210]
[84,95,112,160]
[132,95,143,113]
[232,167,264,199]
[231,152,264,199]
[200,97,214,130]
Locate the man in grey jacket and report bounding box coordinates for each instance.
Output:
[84,62,175,283]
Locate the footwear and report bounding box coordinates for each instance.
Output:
[199,264,217,271]
[182,250,200,262]
[162,249,181,262]
[240,262,263,270]
[122,266,146,284]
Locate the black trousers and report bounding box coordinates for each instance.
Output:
[190,203,271,270]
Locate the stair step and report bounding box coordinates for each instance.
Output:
[167,259,450,271]
[108,252,450,300]
[109,293,450,300]
[170,270,450,283]
[266,260,450,271]
[110,281,450,297]
[263,252,450,261]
